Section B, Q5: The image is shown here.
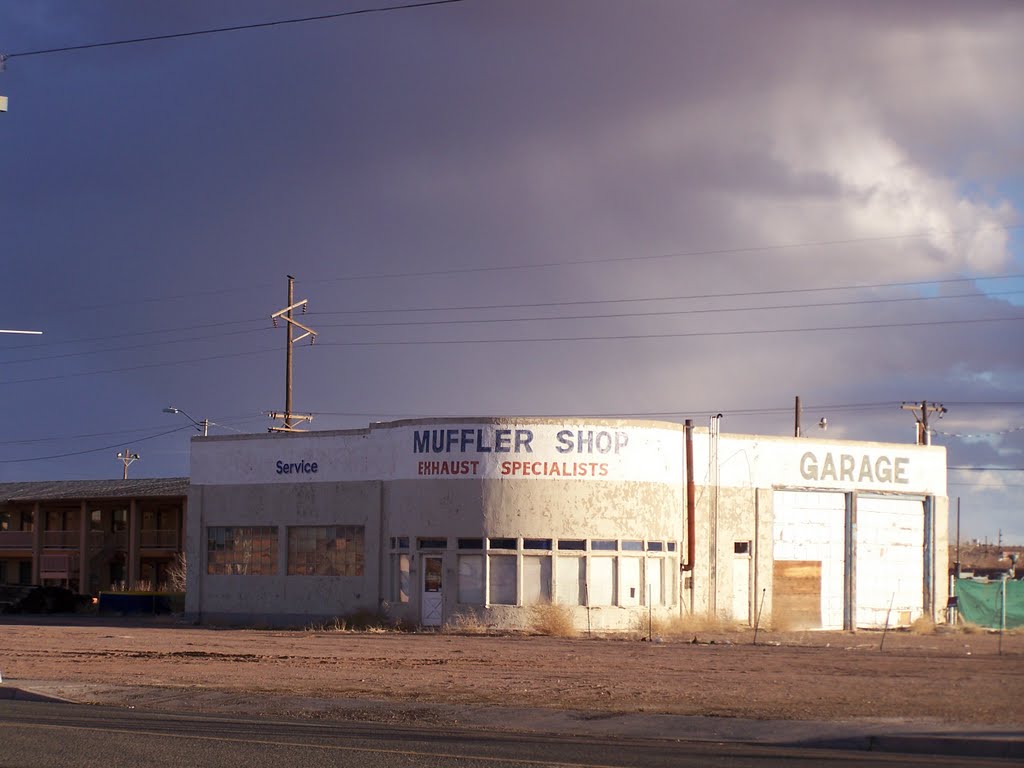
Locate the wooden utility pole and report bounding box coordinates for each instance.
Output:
[900,401,946,445]
[794,395,802,437]
[116,449,139,480]
[1,53,8,113]
[269,275,317,432]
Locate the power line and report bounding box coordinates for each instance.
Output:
[6,287,1020,367]
[0,346,279,386]
[306,224,1024,284]
[1,324,272,366]
[949,466,1024,471]
[313,289,1024,331]
[0,413,266,447]
[0,426,191,463]
[3,314,1022,386]
[5,1,468,59]
[309,273,1024,317]
[311,314,1024,348]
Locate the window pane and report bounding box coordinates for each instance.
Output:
[620,557,641,606]
[591,539,616,551]
[458,538,483,550]
[589,557,615,606]
[206,526,278,575]
[523,539,552,551]
[555,556,585,606]
[522,556,551,605]
[488,555,516,604]
[286,526,364,576]
[647,541,664,552]
[622,540,644,551]
[418,538,447,550]
[457,555,484,604]
[557,539,585,551]
[398,553,410,603]
[488,538,516,550]
[647,558,663,605]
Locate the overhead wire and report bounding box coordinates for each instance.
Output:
[3,314,1023,386]
[4,1,468,59]
[0,426,193,463]
[5,285,1022,367]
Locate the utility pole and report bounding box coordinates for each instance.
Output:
[1,53,8,113]
[900,400,946,445]
[794,395,802,437]
[269,275,317,432]
[116,449,140,480]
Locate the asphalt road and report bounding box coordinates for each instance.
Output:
[0,700,1015,768]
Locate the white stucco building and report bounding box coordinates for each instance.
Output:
[184,417,947,631]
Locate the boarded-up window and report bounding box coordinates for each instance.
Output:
[458,554,484,604]
[620,557,641,606]
[772,560,822,629]
[556,556,585,606]
[589,557,615,606]
[488,554,516,605]
[522,556,551,605]
[397,553,410,603]
[287,526,364,576]
[206,526,277,575]
[647,558,663,606]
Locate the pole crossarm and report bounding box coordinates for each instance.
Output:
[901,401,947,445]
[271,299,308,321]
[270,276,319,432]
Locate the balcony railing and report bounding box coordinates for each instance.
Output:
[40,553,75,579]
[43,531,79,548]
[141,529,180,549]
[0,531,33,549]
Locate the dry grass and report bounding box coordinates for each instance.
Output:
[304,610,396,633]
[908,616,937,635]
[442,610,492,635]
[528,602,577,637]
[644,612,747,638]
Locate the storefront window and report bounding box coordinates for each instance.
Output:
[206,526,278,575]
[287,526,364,576]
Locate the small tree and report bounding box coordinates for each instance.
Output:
[165,551,187,592]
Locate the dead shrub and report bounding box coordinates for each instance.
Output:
[645,612,747,638]
[443,610,491,635]
[528,602,577,637]
[908,616,936,635]
[304,610,394,633]
[164,552,187,593]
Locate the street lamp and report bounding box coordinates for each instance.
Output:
[163,406,209,437]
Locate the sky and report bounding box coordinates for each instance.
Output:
[1,0,1022,543]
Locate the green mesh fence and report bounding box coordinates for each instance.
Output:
[955,577,1024,629]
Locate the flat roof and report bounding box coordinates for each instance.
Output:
[0,478,189,503]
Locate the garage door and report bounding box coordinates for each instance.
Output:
[772,491,846,629]
[856,496,924,628]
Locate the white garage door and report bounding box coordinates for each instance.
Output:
[772,491,846,630]
[856,496,924,628]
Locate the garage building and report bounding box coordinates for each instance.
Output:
[184,417,947,631]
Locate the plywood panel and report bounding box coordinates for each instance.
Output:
[773,560,821,629]
[772,490,845,629]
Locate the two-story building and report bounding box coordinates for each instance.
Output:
[0,479,188,594]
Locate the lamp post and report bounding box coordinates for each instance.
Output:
[163,407,209,437]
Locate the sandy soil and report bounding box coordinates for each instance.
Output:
[1,618,1021,725]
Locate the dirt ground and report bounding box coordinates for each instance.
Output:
[1,617,1021,726]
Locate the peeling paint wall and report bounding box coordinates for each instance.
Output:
[185,419,948,631]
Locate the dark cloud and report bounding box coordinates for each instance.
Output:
[0,0,1021,538]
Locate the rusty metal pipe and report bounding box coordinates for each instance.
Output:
[684,419,695,571]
